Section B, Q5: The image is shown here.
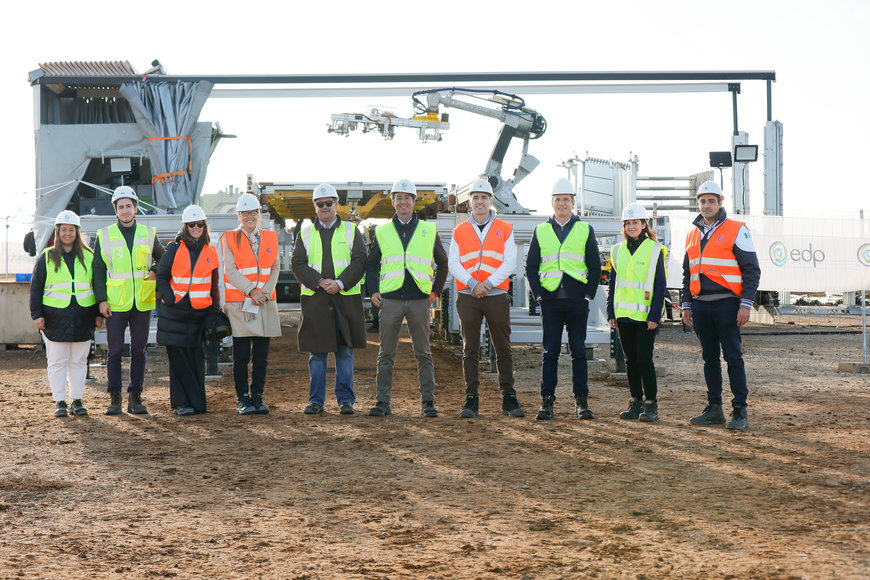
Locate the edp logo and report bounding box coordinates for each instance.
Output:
[769,242,826,267]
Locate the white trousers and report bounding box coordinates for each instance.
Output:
[42,335,90,402]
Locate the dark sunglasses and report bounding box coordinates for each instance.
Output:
[187,221,206,228]
[316,200,335,208]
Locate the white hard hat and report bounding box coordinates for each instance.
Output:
[390,179,417,197]
[552,178,576,196]
[312,183,339,200]
[181,205,207,223]
[621,203,649,221]
[236,193,261,212]
[55,210,81,227]
[696,180,724,199]
[470,178,493,195]
[111,185,138,204]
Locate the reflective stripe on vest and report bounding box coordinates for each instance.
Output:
[221,229,278,302]
[299,221,361,296]
[536,220,590,291]
[453,218,512,291]
[97,223,156,312]
[611,239,666,322]
[375,220,436,295]
[686,219,744,297]
[169,242,219,309]
[41,248,96,308]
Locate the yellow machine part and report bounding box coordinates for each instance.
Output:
[267,187,442,223]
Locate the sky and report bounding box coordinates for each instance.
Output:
[2,0,869,248]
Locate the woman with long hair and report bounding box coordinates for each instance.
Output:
[30,211,102,417]
[607,203,668,422]
[156,206,220,415]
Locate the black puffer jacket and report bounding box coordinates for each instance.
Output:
[30,250,99,342]
[155,237,220,348]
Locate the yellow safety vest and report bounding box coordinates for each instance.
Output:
[299,221,361,296]
[611,238,667,322]
[97,223,157,312]
[41,248,96,308]
[536,220,590,291]
[375,220,436,295]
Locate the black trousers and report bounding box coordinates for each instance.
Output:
[233,336,271,399]
[616,320,658,401]
[166,344,207,412]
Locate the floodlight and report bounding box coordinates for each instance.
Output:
[734,144,758,162]
[709,151,732,168]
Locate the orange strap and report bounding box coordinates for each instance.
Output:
[147,136,193,185]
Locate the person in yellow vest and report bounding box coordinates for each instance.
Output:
[681,181,760,431]
[291,183,367,415]
[93,186,165,415]
[221,193,282,415]
[30,211,102,417]
[525,178,602,420]
[365,179,448,417]
[156,206,220,415]
[607,203,667,422]
[448,178,525,418]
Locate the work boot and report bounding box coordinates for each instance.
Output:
[339,402,355,415]
[69,399,88,416]
[726,405,749,431]
[421,400,439,418]
[620,397,644,420]
[303,402,324,415]
[54,400,68,418]
[501,393,525,417]
[105,391,123,416]
[237,395,256,415]
[126,390,148,415]
[368,401,391,416]
[459,394,479,418]
[252,393,270,414]
[638,400,659,422]
[574,394,594,420]
[536,396,555,421]
[689,402,726,425]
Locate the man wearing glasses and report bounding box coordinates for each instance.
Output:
[365,179,448,418]
[291,184,367,415]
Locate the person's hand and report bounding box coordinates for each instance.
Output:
[318,279,340,295]
[95,317,104,329]
[681,309,692,329]
[99,301,112,318]
[250,288,267,305]
[371,292,382,308]
[737,306,751,327]
[608,318,616,329]
[428,292,437,306]
[33,317,45,330]
[146,271,157,281]
[647,321,659,330]
[471,282,488,299]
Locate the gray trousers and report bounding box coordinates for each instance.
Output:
[376,298,435,403]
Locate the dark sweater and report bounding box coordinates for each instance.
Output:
[525,214,601,302]
[606,235,668,324]
[92,219,165,304]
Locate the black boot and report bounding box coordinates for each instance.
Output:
[54,401,68,418]
[501,393,525,417]
[459,394,479,418]
[535,396,555,421]
[726,405,748,430]
[638,400,659,422]
[127,390,148,415]
[574,394,594,420]
[620,398,644,420]
[105,391,122,415]
[689,402,726,425]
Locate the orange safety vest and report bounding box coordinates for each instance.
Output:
[170,242,219,309]
[221,229,278,302]
[686,219,744,297]
[453,218,512,291]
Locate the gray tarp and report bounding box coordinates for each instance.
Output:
[33,122,214,252]
[118,81,214,209]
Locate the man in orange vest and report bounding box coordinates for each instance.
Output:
[681,180,760,430]
[448,179,525,418]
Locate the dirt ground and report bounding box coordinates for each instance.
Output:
[0,308,868,579]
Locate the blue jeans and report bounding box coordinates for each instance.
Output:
[106,307,152,392]
[540,298,589,398]
[308,346,355,406]
[691,297,748,406]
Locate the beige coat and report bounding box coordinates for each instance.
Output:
[222,226,282,338]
